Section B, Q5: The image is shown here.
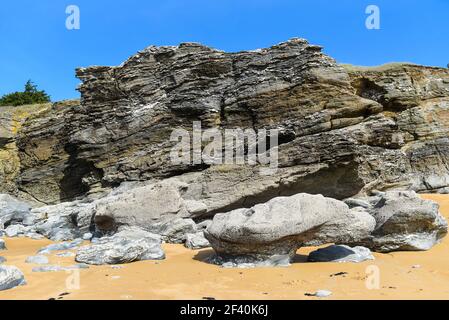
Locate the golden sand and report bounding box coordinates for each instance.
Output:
[0,194,448,300]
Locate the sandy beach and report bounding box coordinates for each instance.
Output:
[1,194,448,300]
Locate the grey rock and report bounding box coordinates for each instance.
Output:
[25,255,49,265]
[75,228,165,265]
[185,232,210,250]
[197,220,212,230]
[0,239,5,250]
[67,263,90,270]
[205,193,376,265]
[149,218,197,244]
[30,202,90,241]
[32,264,89,272]
[0,194,31,229]
[5,40,447,217]
[38,239,83,254]
[356,191,448,252]
[4,224,31,238]
[0,257,6,264]
[24,232,45,240]
[32,265,66,273]
[56,252,76,257]
[308,245,374,263]
[184,200,208,217]
[93,181,187,233]
[0,265,26,291]
[344,198,371,209]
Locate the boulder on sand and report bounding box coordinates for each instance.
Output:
[308,245,374,263]
[204,193,376,267]
[75,228,165,265]
[0,265,26,291]
[354,191,448,252]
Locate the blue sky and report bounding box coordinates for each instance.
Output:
[1,0,448,101]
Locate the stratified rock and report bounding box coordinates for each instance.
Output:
[204,193,375,266]
[38,239,83,254]
[356,191,448,252]
[75,228,165,265]
[0,265,26,291]
[32,265,66,273]
[185,232,210,250]
[1,40,445,213]
[32,264,89,272]
[0,103,52,197]
[308,245,374,263]
[25,255,49,265]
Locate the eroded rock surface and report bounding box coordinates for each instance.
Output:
[0,39,446,212]
[204,193,376,266]
[75,228,165,265]
[352,191,448,252]
[0,265,26,291]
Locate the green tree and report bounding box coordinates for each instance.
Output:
[0,80,51,107]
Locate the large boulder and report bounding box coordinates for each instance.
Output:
[93,180,203,232]
[75,228,165,265]
[204,193,376,266]
[353,191,448,252]
[0,265,26,291]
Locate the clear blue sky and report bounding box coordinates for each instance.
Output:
[1,0,448,101]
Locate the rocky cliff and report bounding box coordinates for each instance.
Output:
[1,38,448,213]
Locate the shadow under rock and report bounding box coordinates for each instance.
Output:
[193,249,309,265]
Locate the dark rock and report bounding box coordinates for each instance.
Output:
[308,245,374,263]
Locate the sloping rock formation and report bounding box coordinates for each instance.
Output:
[0,39,446,212]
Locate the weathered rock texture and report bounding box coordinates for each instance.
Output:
[0,265,26,291]
[75,228,165,265]
[0,39,447,213]
[204,193,376,265]
[351,191,448,252]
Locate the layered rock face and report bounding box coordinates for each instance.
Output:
[0,39,448,270]
[2,38,447,211]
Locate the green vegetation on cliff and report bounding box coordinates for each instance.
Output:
[0,80,50,107]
